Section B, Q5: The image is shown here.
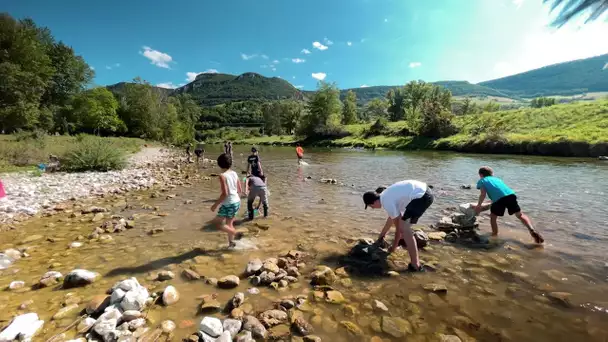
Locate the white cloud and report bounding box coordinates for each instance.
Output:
[384,18,388,22]
[261,54,269,60]
[91,66,95,70]
[114,63,121,67]
[513,0,524,9]
[241,53,258,60]
[347,41,352,46]
[409,62,422,68]
[312,41,328,51]
[295,85,304,89]
[271,67,277,71]
[203,69,219,74]
[185,70,219,82]
[360,84,369,88]
[311,72,326,80]
[292,58,306,64]
[157,82,178,89]
[273,60,280,64]
[292,76,296,79]
[301,49,311,54]
[324,37,334,46]
[141,46,173,69]
[105,65,112,70]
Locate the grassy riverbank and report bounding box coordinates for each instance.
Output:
[234,100,608,157]
[0,134,149,172]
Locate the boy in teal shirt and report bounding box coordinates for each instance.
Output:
[474,166,544,244]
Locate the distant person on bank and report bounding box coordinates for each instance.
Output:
[473,166,544,244]
[194,141,205,163]
[363,180,434,272]
[296,143,304,165]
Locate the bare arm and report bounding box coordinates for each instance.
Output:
[477,188,487,207]
[378,217,393,240]
[390,218,402,252]
[258,160,264,175]
[212,175,227,210]
[237,177,243,196]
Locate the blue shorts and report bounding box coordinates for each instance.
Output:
[218,202,240,218]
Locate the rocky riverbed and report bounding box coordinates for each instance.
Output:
[1,153,607,342]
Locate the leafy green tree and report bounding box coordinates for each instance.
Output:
[483,100,501,112]
[342,90,358,125]
[362,98,389,121]
[262,102,282,135]
[546,0,608,27]
[458,97,478,115]
[280,100,303,135]
[70,87,124,135]
[530,97,556,108]
[416,96,457,138]
[403,80,432,120]
[116,77,164,140]
[299,82,342,136]
[386,88,406,122]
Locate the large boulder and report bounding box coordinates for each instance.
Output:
[0,313,44,342]
[120,286,150,311]
[63,269,99,288]
[310,266,337,286]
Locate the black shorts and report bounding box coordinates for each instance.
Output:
[402,188,434,223]
[490,194,521,216]
[194,149,203,157]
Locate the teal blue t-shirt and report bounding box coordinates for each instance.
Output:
[476,176,515,201]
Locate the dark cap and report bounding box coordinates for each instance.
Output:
[251,147,257,152]
[363,191,379,209]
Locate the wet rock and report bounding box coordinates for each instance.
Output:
[200,316,223,337]
[162,285,179,305]
[121,310,142,322]
[547,292,573,308]
[205,277,218,286]
[84,206,108,214]
[218,275,240,289]
[223,319,243,338]
[63,269,99,288]
[18,300,34,310]
[86,295,111,314]
[0,313,44,342]
[260,309,288,328]
[373,300,389,312]
[129,318,146,330]
[414,231,429,248]
[262,261,280,274]
[259,271,275,285]
[148,227,164,235]
[335,267,348,277]
[91,212,105,222]
[161,320,176,334]
[326,290,346,304]
[303,336,322,342]
[200,296,222,313]
[428,232,447,240]
[231,308,244,319]
[246,259,263,275]
[423,283,448,294]
[228,292,245,310]
[268,324,291,340]
[280,299,295,310]
[408,294,423,303]
[21,234,44,244]
[156,270,175,281]
[138,328,163,342]
[247,287,260,295]
[310,266,337,286]
[39,271,63,288]
[182,269,201,280]
[77,317,96,333]
[439,334,463,342]
[292,317,314,335]
[215,330,232,342]
[250,276,262,286]
[381,316,411,338]
[243,315,268,338]
[120,286,150,311]
[235,330,254,342]
[52,304,79,320]
[93,307,122,341]
[8,281,25,291]
[111,288,127,304]
[340,321,364,336]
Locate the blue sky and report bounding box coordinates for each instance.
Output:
[4,0,608,90]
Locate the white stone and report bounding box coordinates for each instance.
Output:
[120,287,149,311]
[112,277,140,292]
[0,313,44,342]
[161,320,176,334]
[200,316,223,337]
[223,319,242,338]
[8,281,25,290]
[63,269,98,287]
[111,288,126,304]
[77,317,96,332]
[3,249,22,260]
[216,330,233,342]
[128,318,146,330]
[69,242,83,248]
[162,285,179,306]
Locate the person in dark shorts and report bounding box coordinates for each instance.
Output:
[185,143,192,163]
[246,174,269,220]
[474,166,544,244]
[247,147,263,177]
[363,180,434,272]
[194,142,205,163]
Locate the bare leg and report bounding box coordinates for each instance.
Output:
[490,214,499,236]
[397,219,420,268]
[515,212,544,243]
[214,216,236,245]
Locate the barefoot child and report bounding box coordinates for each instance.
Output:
[296,143,304,165]
[363,180,434,272]
[210,153,242,248]
[474,166,544,244]
[246,174,269,220]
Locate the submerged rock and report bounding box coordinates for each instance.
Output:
[242,315,268,339]
[259,309,288,328]
[39,271,63,288]
[310,266,337,286]
[162,285,180,306]
[218,275,240,289]
[381,316,411,338]
[63,269,99,288]
[245,259,263,275]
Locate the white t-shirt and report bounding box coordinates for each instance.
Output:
[222,170,240,205]
[380,180,427,219]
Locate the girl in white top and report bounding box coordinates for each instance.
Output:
[363,180,434,272]
[211,153,242,248]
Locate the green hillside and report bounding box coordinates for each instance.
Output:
[479,54,608,98]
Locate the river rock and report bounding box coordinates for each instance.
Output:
[259,271,275,285]
[292,317,314,335]
[215,330,232,342]
[260,309,288,327]
[111,288,127,304]
[94,307,122,341]
[423,283,448,293]
[200,316,223,337]
[428,232,447,240]
[0,313,44,342]
[113,277,140,292]
[200,296,222,313]
[246,259,263,275]
[161,320,176,334]
[122,310,142,322]
[243,315,268,339]
[268,324,291,340]
[414,231,429,248]
[381,316,411,338]
[162,285,179,305]
[325,290,346,304]
[157,270,175,281]
[373,300,389,312]
[182,269,201,280]
[39,271,63,287]
[4,248,23,260]
[235,330,254,342]
[340,321,363,336]
[262,261,280,274]
[439,334,463,342]
[310,266,337,286]
[218,275,240,289]
[8,281,25,291]
[77,317,96,333]
[63,269,99,288]
[547,292,572,308]
[52,304,79,320]
[121,286,150,311]
[228,292,245,310]
[303,336,322,342]
[129,318,146,331]
[223,319,242,338]
[85,296,110,316]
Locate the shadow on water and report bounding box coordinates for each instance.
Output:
[105,248,220,277]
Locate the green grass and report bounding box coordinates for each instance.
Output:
[0,134,149,173]
[230,100,608,157]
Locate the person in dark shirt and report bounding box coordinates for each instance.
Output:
[247,147,263,177]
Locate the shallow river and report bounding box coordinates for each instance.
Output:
[1,146,608,342]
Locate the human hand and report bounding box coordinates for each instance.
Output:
[474,205,482,215]
[211,203,218,212]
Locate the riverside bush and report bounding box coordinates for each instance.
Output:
[60,137,127,172]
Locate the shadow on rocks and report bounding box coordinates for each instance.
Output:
[319,238,392,279]
[105,248,216,277]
